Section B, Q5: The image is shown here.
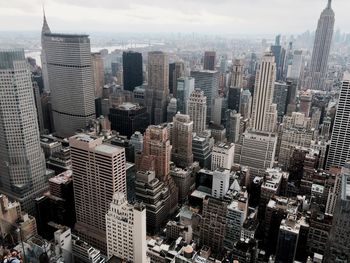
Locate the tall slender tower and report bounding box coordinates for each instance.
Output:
[326,72,350,169]
[172,113,193,168]
[0,50,47,214]
[148,51,169,124]
[309,0,335,90]
[40,8,51,92]
[228,59,243,112]
[251,52,277,132]
[43,27,96,137]
[187,89,207,134]
[123,51,143,92]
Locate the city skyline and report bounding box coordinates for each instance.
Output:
[1,0,350,34]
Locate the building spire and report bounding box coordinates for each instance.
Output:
[327,0,332,9]
[41,5,51,35]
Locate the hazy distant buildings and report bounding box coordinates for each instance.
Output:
[326,73,350,169]
[0,50,48,214]
[308,0,335,90]
[44,33,96,137]
[123,51,143,92]
[203,51,216,70]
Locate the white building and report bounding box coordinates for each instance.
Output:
[211,168,231,199]
[187,89,207,134]
[211,142,235,171]
[326,72,350,169]
[251,52,277,132]
[106,192,147,263]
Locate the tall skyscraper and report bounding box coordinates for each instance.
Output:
[326,73,350,169]
[0,50,48,214]
[287,50,304,80]
[123,51,143,92]
[251,52,277,132]
[203,51,216,70]
[176,76,195,114]
[325,161,350,261]
[40,9,51,92]
[190,70,219,123]
[172,113,194,168]
[231,59,244,88]
[308,0,335,90]
[147,51,169,124]
[187,89,207,134]
[43,31,96,137]
[228,59,243,115]
[69,134,126,253]
[106,193,147,262]
[91,52,104,98]
[271,35,285,81]
[169,61,185,96]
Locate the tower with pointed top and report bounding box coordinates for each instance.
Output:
[41,8,51,92]
[308,0,335,90]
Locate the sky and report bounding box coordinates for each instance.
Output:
[0,0,348,35]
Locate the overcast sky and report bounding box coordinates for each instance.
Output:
[0,0,348,35]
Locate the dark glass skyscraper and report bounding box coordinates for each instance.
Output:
[122,51,143,92]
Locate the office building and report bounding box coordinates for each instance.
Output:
[167,98,177,122]
[326,73,350,169]
[308,0,335,90]
[240,89,252,120]
[172,113,194,168]
[130,131,144,154]
[72,234,105,263]
[211,142,235,171]
[122,51,143,92]
[43,32,96,137]
[271,35,285,81]
[147,51,169,124]
[228,59,244,112]
[273,82,289,121]
[234,131,277,177]
[91,52,104,98]
[203,51,216,70]
[192,132,214,169]
[169,61,185,96]
[190,70,219,123]
[325,161,350,262]
[287,50,304,80]
[211,168,231,199]
[187,89,207,134]
[299,90,312,117]
[109,102,149,138]
[0,50,48,214]
[70,134,126,253]
[106,192,147,262]
[176,76,195,114]
[226,110,241,143]
[251,52,277,132]
[200,196,228,253]
[170,166,196,203]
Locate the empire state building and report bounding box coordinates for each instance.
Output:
[308,0,335,90]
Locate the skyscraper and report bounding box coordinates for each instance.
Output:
[106,193,147,262]
[203,51,216,70]
[172,113,194,168]
[43,32,96,137]
[169,61,185,96]
[190,70,219,123]
[251,52,277,132]
[91,52,104,98]
[147,51,169,124]
[308,0,335,90]
[325,161,350,261]
[123,51,143,92]
[176,76,195,114]
[69,134,126,253]
[228,59,244,112]
[326,73,350,169]
[0,50,48,214]
[40,9,51,92]
[187,89,207,134]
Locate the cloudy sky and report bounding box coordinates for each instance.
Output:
[0,0,348,35]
